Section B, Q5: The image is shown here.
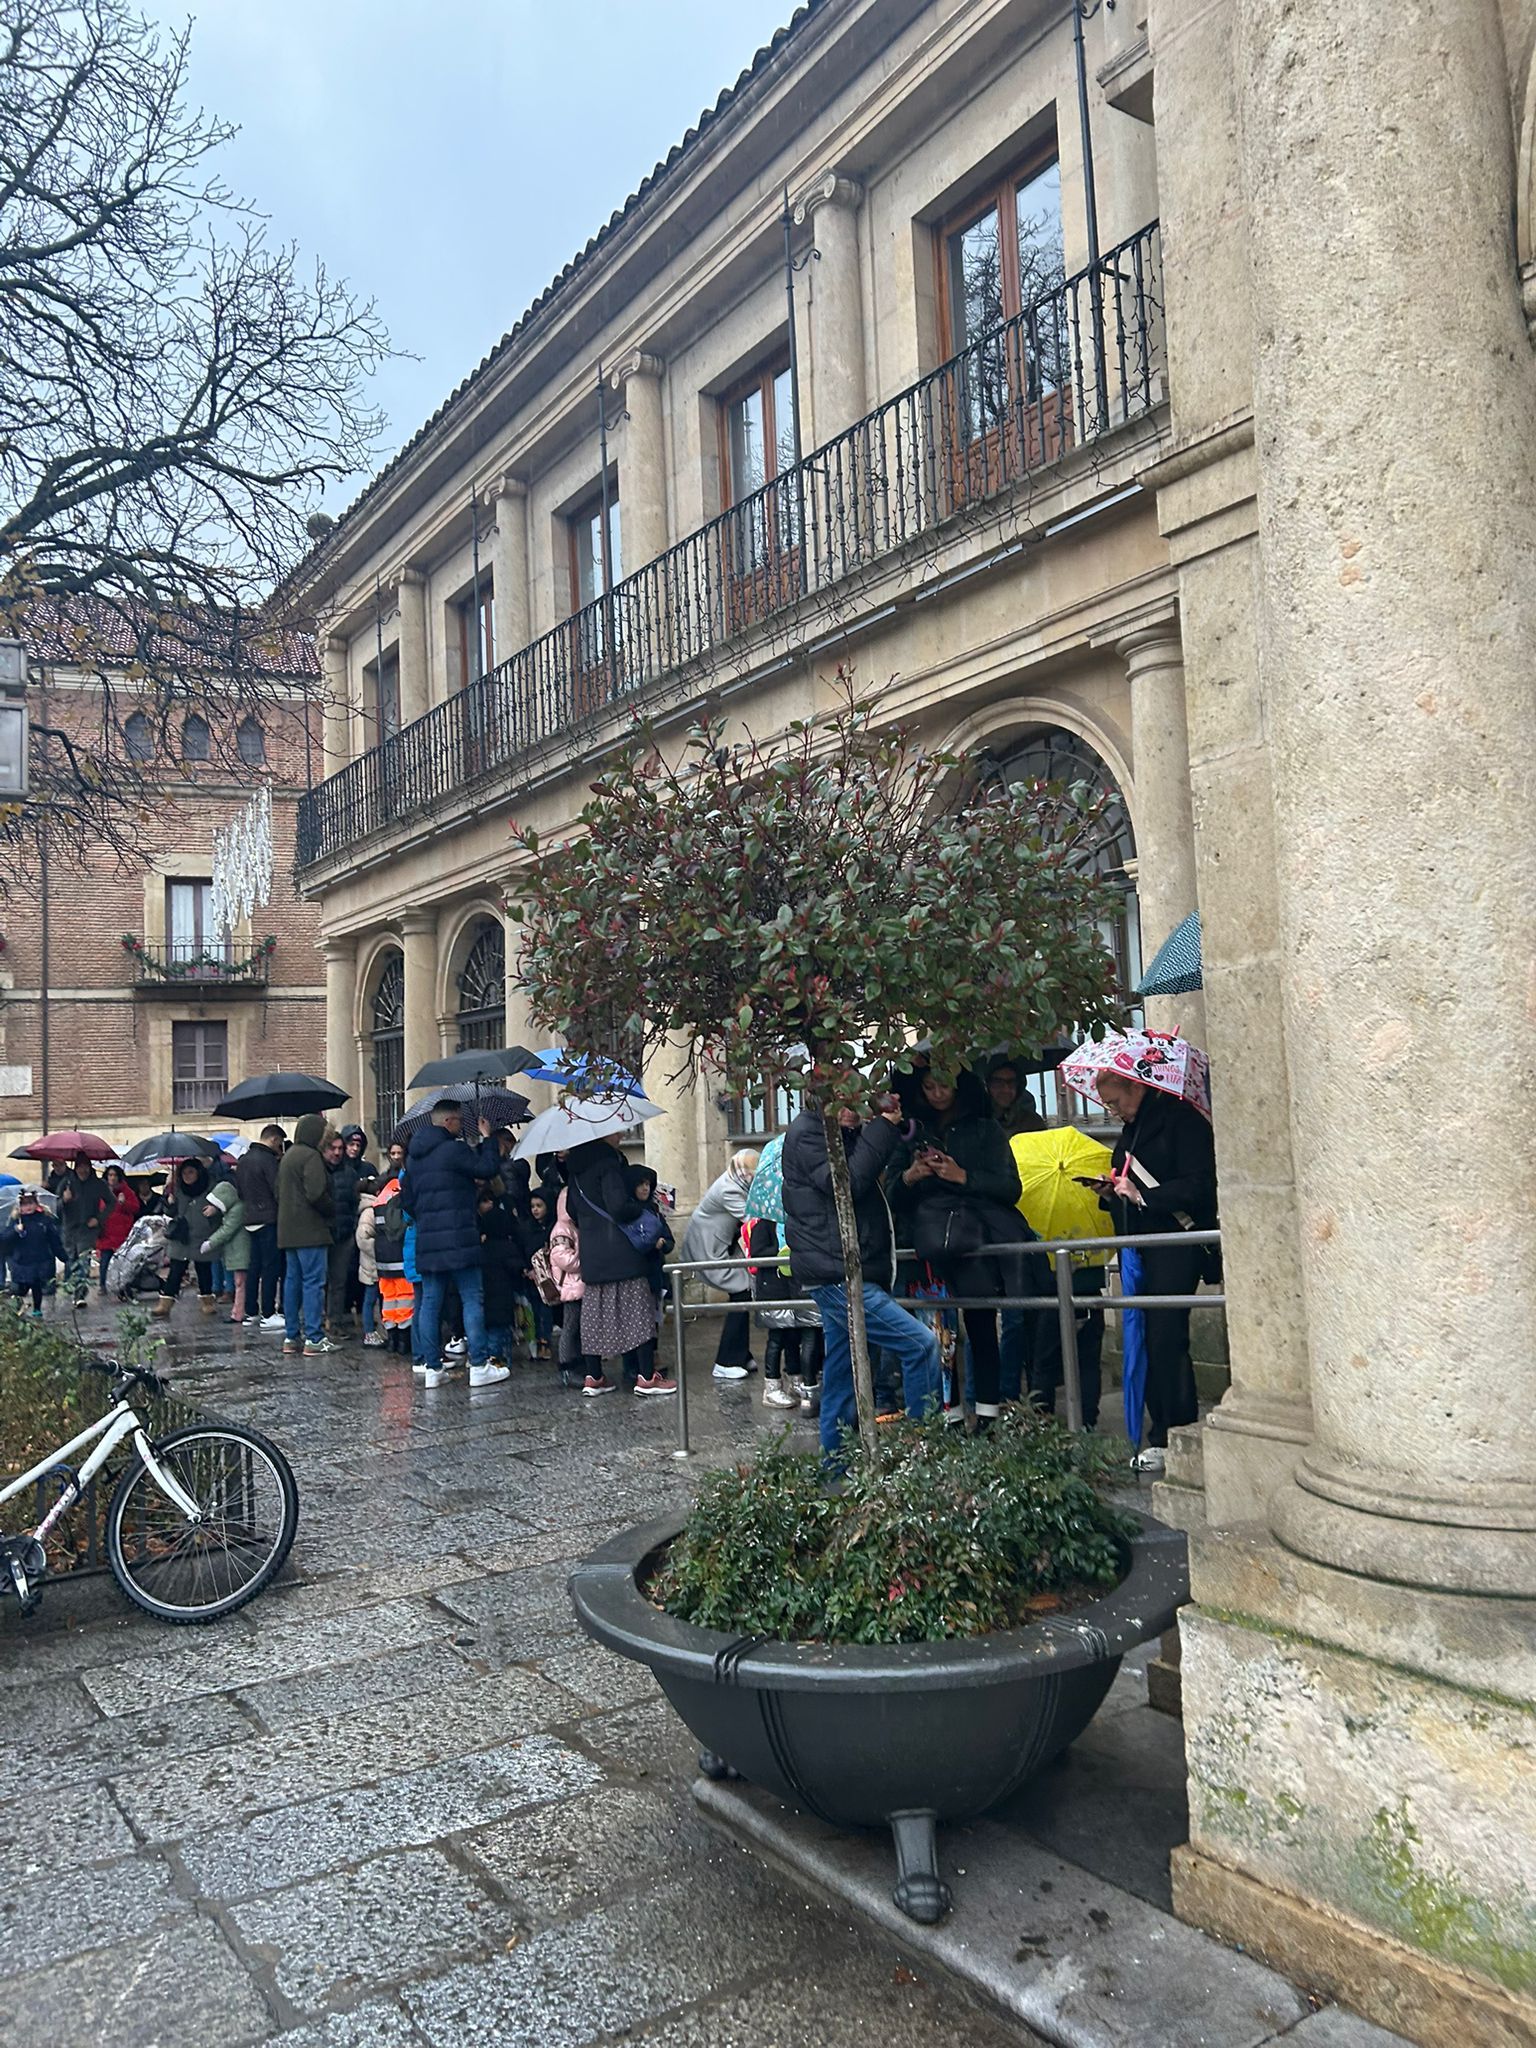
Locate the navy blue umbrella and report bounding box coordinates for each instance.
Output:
[1135,912,1202,998]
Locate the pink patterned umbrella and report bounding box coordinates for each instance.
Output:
[1059,1030,1212,1122]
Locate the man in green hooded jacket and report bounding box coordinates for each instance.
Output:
[277,1113,335,1356]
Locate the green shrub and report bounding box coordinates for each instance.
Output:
[652,1408,1137,1646]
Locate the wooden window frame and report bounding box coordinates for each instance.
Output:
[171,1019,228,1113]
[454,583,496,693]
[716,355,800,632]
[565,485,620,719]
[932,142,1072,506]
[934,142,1063,360]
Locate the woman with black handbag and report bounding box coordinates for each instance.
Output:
[892,1068,1028,1426]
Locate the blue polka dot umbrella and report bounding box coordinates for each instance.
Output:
[1134,911,1202,998]
[744,1136,785,1227]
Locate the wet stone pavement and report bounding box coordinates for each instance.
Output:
[0,1306,1038,2048]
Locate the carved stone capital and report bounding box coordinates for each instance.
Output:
[793,171,863,228]
[609,350,664,394]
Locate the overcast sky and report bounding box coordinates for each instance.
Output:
[143,1,797,496]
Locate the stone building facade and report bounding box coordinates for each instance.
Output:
[0,637,325,1160]
[287,0,1536,2036]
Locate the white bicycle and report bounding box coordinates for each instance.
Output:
[1,1357,298,1624]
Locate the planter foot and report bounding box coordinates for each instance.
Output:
[889,1808,951,1924]
[698,1749,741,1782]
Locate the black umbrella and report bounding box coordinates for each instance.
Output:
[407,1045,539,1089]
[393,1084,532,1144]
[214,1073,350,1119]
[120,1131,222,1168]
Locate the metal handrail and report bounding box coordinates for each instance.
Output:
[297,221,1164,870]
[661,1226,1218,1456]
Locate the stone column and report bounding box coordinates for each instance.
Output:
[320,936,359,1110]
[640,1034,715,1218]
[1117,613,1205,1046]
[321,635,350,777]
[793,174,866,440]
[1239,0,1536,1598]
[398,911,438,1097]
[612,352,666,573]
[395,568,429,725]
[490,478,531,659]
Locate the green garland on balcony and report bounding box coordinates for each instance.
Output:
[121,934,278,979]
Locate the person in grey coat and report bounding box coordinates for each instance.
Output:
[680,1150,759,1379]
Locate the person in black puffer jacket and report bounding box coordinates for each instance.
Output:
[566,1136,665,1397]
[782,1096,941,1460]
[155,1157,215,1321]
[890,1067,1055,1426]
[325,1127,375,1334]
[399,1100,504,1387]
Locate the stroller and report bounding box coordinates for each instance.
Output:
[111,1212,171,1300]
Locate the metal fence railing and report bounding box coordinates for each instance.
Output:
[661,1227,1221,1457]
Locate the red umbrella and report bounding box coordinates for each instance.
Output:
[22,1130,116,1162]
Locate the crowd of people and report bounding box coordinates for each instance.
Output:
[0,1039,1217,1461]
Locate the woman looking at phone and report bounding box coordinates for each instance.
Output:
[893,1066,1027,1427]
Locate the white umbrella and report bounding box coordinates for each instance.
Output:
[514,1096,663,1161]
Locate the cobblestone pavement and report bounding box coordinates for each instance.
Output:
[0,1306,1037,2047]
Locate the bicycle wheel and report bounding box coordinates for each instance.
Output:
[106,1423,299,1623]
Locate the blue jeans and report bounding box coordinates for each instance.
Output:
[283,1245,327,1344]
[486,1323,511,1362]
[362,1282,379,1335]
[808,1283,941,1460]
[419,1265,489,1370]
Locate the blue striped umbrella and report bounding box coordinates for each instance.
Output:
[1135,911,1203,997]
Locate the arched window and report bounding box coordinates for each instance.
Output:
[975,728,1143,1119]
[236,716,266,766]
[369,955,405,1145]
[123,712,153,762]
[181,713,211,763]
[455,923,505,1051]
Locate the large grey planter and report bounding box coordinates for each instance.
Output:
[569,1508,1188,1922]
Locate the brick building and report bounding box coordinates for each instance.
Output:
[0,619,325,1159]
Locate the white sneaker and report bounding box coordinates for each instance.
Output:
[712,1363,750,1381]
[762,1380,798,1409]
[422,1362,450,1389]
[444,1338,468,1359]
[468,1361,511,1388]
[1130,1446,1166,1474]
[260,1314,285,1332]
[412,1359,428,1381]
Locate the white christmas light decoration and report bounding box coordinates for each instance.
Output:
[210,783,273,940]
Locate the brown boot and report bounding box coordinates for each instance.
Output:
[152,1297,173,1319]
[197,1295,217,1317]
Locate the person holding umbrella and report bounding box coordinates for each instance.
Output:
[1063,1032,1218,1472]
[0,1189,65,1317]
[49,1154,111,1305]
[399,1099,508,1389]
[236,1125,287,1331]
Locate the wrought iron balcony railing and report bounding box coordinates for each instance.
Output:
[297,221,1164,870]
[128,940,271,993]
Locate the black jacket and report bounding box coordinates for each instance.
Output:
[566,1140,650,1285]
[236,1142,281,1228]
[326,1155,370,1244]
[399,1123,501,1274]
[782,1109,901,1291]
[1110,1091,1218,1238]
[479,1201,529,1327]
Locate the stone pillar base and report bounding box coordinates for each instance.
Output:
[1201,1386,1311,1526]
[1172,1847,1533,2048]
[1178,1525,1536,2046]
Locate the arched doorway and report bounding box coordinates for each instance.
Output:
[975,726,1142,1123]
[369,954,405,1145]
[455,922,506,1051]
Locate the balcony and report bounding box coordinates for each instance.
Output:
[128,939,272,996]
[297,222,1165,873]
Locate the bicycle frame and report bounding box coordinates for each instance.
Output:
[0,1400,203,1543]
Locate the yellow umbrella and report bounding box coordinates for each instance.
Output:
[1010,1127,1113,1265]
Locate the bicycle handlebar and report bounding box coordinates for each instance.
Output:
[84,1355,171,1399]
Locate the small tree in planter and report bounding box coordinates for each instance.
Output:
[509,677,1123,1452]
